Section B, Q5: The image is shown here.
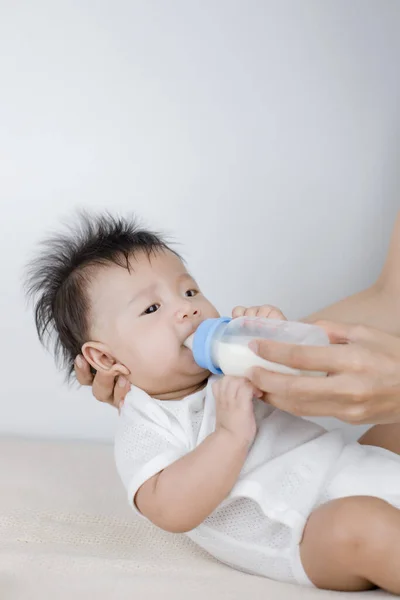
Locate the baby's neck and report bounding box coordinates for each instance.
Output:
[152,378,209,401]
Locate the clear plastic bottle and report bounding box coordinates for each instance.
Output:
[184,316,329,377]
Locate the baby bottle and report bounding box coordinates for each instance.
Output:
[184,316,330,377]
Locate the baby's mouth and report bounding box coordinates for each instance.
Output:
[182,333,195,351]
[181,321,202,347]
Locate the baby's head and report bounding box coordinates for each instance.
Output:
[26,212,219,399]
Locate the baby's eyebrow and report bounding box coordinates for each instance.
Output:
[127,283,157,306]
[177,273,197,284]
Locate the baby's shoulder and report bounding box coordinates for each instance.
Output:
[118,386,170,427]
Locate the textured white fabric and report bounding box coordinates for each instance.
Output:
[115,376,400,585]
[0,436,394,599]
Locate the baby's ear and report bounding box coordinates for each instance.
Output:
[81,342,130,377]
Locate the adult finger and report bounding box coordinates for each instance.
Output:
[312,320,360,344]
[265,392,380,424]
[253,370,400,425]
[264,392,346,419]
[247,367,348,401]
[91,370,118,405]
[338,321,400,355]
[249,338,359,375]
[114,376,131,409]
[315,320,397,347]
[74,355,94,386]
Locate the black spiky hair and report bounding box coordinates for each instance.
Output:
[24,210,180,381]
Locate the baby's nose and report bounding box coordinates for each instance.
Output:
[175,303,200,321]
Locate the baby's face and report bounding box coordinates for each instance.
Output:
[85,250,219,397]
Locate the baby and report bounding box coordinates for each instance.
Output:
[26,211,400,593]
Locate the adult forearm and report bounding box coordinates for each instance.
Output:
[302,283,400,337]
[303,212,400,336]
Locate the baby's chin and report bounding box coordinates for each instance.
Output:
[147,356,210,400]
[179,346,209,376]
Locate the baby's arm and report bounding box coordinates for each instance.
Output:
[136,427,248,532]
[136,377,258,533]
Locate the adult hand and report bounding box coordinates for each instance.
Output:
[247,321,400,425]
[74,355,131,412]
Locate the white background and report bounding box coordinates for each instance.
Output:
[1,0,399,443]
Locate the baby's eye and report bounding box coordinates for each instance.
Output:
[142,304,160,315]
[185,289,198,298]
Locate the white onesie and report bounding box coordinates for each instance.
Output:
[114,375,400,586]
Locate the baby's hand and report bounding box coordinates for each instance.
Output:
[232,304,287,320]
[213,376,260,447]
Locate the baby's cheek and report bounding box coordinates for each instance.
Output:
[149,339,178,371]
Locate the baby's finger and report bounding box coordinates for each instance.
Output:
[232,306,246,318]
[74,355,94,386]
[231,377,257,400]
[212,378,222,396]
[243,306,260,318]
[244,380,263,399]
[256,305,287,320]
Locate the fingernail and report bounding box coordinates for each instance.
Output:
[249,341,258,353]
[75,356,84,368]
[118,376,127,388]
